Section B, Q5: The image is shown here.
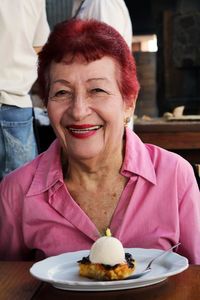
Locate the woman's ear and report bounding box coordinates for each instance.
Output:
[125,94,138,116]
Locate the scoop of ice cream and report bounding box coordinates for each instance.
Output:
[89,236,126,266]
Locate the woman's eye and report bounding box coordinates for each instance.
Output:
[91,88,107,94]
[50,90,73,102]
[55,90,70,97]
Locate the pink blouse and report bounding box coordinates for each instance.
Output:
[0,128,200,263]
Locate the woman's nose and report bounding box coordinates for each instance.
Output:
[69,93,91,121]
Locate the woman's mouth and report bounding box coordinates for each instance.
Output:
[67,124,102,139]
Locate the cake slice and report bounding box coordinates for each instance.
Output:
[78,229,136,280]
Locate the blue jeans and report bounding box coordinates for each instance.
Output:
[0,105,38,180]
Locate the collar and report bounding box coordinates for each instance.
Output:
[26,139,63,196]
[27,128,156,196]
[121,128,157,185]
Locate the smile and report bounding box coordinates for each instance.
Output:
[68,125,102,133]
[67,125,102,139]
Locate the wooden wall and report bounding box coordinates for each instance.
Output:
[134,52,158,117]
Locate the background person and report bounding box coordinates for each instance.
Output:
[0,19,199,263]
[0,0,50,180]
[72,0,133,50]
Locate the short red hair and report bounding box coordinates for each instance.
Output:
[38,19,140,106]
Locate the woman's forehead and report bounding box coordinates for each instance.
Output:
[49,56,120,81]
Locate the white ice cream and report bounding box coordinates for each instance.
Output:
[89,236,126,266]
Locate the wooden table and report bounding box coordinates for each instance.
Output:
[1,262,200,300]
[134,118,200,164]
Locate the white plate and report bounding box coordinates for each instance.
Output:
[30,248,188,291]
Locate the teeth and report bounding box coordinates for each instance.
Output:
[68,125,102,133]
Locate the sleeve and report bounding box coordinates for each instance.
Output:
[0,178,30,260]
[33,0,50,47]
[177,159,200,264]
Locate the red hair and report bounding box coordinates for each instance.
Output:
[38,19,140,106]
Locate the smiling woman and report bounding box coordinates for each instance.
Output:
[0,19,200,264]
[47,56,128,163]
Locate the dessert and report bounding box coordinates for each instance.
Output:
[78,229,136,280]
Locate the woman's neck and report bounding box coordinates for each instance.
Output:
[62,143,124,186]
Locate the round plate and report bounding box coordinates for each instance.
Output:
[30,248,188,291]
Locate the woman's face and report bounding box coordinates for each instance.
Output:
[47,56,133,161]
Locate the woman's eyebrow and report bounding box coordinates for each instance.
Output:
[50,79,70,85]
[50,77,111,85]
[87,77,111,83]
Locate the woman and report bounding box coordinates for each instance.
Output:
[0,19,199,263]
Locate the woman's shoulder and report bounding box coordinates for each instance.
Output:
[0,152,44,198]
[0,140,62,213]
[127,130,194,182]
[1,139,60,185]
[127,129,191,169]
[0,141,59,195]
[145,142,191,169]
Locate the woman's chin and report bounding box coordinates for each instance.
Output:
[69,149,103,162]
[62,137,106,162]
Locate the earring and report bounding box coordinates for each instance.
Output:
[124,117,130,127]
